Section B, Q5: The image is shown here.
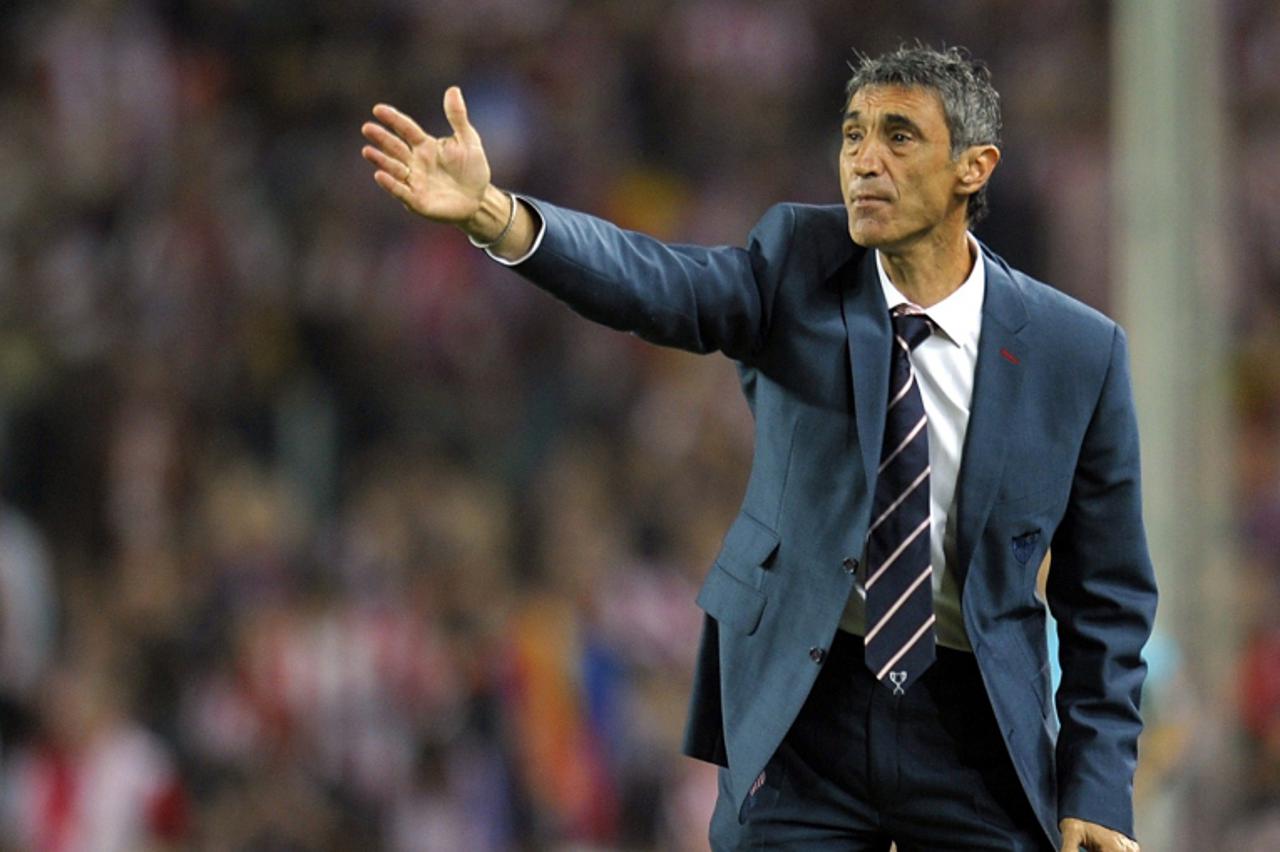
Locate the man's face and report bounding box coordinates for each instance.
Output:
[839,84,968,251]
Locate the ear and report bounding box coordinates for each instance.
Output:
[955,144,1001,198]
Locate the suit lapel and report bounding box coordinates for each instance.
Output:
[841,249,891,503]
[839,241,1029,588]
[952,249,1029,588]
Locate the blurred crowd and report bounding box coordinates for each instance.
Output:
[0,0,1277,849]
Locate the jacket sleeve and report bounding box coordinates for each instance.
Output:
[1046,324,1159,838]
[509,197,794,362]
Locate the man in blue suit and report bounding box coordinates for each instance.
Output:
[362,45,1156,852]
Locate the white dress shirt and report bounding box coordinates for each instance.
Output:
[839,237,986,652]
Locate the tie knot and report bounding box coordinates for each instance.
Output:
[892,308,934,351]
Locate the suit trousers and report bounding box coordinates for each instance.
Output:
[709,630,1050,851]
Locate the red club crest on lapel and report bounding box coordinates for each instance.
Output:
[1000,347,1020,365]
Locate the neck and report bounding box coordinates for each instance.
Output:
[878,224,974,309]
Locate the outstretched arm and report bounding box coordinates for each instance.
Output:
[360,86,536,262]
[361,88,791,360]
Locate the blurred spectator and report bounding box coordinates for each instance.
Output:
[0,662,188,851]
[0,503,56,757]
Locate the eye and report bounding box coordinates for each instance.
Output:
[843,128,862,143]
[891,132,912,144]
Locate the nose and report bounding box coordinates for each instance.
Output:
[849,139,885,177]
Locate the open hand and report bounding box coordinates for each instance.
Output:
[361,86,491,224]
[1059,818,1139,852]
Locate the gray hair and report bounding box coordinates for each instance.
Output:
[844,45,1002,224]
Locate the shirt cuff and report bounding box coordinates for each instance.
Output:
[482,194,546,267]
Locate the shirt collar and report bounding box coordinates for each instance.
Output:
[875,234,986,348]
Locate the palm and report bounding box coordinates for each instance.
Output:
[413,133,489,220]
[361,87,490,224]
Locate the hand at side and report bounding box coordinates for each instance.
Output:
[1059,817,1140,852]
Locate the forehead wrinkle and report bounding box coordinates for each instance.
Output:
[883,113,924,132]
[846,88,952,152]
[848,85,944,117]
[842,109,927,138]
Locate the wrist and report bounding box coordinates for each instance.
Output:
[462,185,512,245]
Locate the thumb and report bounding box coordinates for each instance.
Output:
[1059,820,1084,852]
[443,86,481,147]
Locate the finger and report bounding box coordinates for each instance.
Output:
[362,145,410,181]
[373,167,409,197]
[372,103,430,147]
[1059,825,1084,852]
[443,86,482,147]
[361,122,413,163]
[373,171,419,216]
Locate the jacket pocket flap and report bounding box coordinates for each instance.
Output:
[718,512,780,568]
[696,564,766,635]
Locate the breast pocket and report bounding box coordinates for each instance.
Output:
[994,472,1073,511]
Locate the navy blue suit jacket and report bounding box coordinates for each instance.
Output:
[512,197,1158,846]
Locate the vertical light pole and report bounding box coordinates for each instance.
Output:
[1113,0,1235,846]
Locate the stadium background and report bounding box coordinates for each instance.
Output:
[0,0,1277,849]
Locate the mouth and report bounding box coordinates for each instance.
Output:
[850,192,892,208]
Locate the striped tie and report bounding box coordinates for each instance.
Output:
[864,306,936,695]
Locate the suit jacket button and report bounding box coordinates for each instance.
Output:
[842,557,859,575]
[809,647,826,664]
